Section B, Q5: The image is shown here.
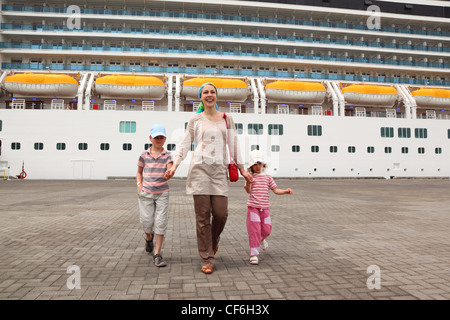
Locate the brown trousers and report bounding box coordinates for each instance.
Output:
[193,195,228,267]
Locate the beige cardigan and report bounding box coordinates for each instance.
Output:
[174,113,244,196]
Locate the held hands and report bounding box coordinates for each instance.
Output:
[164,167,176,180]
[240,168,253,184]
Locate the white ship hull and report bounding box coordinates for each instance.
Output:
[1,109,448,179]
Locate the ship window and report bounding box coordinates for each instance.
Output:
[34,142,44,150]
[248,123,263,135]
[119,121,136,133]
[78,143,88,150]
[144,143,152,150]
[330,146,338,153]
[100,143,110,151]
[0,120,2,131]
[167,144,176,151]
[415,128,427,139]
[292,145,300,152]
[271,145,280,152]
[435,148,442,154]
[398,128,411,138]
[311,146,319,153]
[56,143,66,150]
[402,147,408,154]
[307,125,322,136]
[448,129,450,139]
[235,123,243,134]
[367,146,375,153]
[385,147,392,154]
[269,124,283,135]
[11,142,21,150]
[123,143,132,151]
[381,127,394,138]
[251,145,259,151]
[418,147,425,154]
[348,146,356,153]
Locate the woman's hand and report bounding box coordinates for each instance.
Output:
[164,167,176,180]
[239,168,253,184]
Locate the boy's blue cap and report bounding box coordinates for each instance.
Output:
[150,124,166,138]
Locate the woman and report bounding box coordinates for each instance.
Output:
[164,82,252,274]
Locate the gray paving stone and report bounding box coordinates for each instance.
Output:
[1,178,449,300]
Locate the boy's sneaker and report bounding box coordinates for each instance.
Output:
[153,254,167,267]
[260,239,269,251]
[145,234,154,253]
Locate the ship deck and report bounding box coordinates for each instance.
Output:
[1,178,449,302]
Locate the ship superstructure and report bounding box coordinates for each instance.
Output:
[0,0,449,179]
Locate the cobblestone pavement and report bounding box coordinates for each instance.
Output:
[1,178,449,300]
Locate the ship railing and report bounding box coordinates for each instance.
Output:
[104,100,117,110]
[229,103,241,113]
[193,101,201,112]
[311,106,323,115]
[386,109,396,118]
[277,105,289,114]
[51,99,64,110]
[142,101,155,111]
[426,110,436,119]
[355,107,366,117]
[11,99,25,109]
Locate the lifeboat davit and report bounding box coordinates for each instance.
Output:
[411,88,450,108]
[182,77,249,102]
[95,75,165,99]
[4,73,79,97]
[342,85,398,107]
[265,81,326,104]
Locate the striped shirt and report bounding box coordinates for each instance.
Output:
[246,174,277,209]
[137,148,173,194]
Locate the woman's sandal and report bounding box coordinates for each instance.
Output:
[201,266,214,274]
[249,256,259,265]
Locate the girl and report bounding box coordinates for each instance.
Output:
[244,150,293,265]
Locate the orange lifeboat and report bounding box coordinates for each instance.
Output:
[342,84,398,107]
[182,77,249,102]
[411,88,450,108]
[95,75,165,99]
[265,81,326,104]
[4,73,78,97]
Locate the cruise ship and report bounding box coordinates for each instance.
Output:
[0,0,449,180]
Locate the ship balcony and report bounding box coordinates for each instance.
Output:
[1,99,449,119]
[2,5,450,38]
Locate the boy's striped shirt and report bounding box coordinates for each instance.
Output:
[137,148,173,194]
[246,174,277,209]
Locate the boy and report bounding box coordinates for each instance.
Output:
[137,124,173,267]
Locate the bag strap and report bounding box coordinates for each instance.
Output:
[223,113,234,164]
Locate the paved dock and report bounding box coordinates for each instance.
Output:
[1,178,449,301]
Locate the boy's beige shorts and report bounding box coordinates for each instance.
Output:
[138,191,169,235]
